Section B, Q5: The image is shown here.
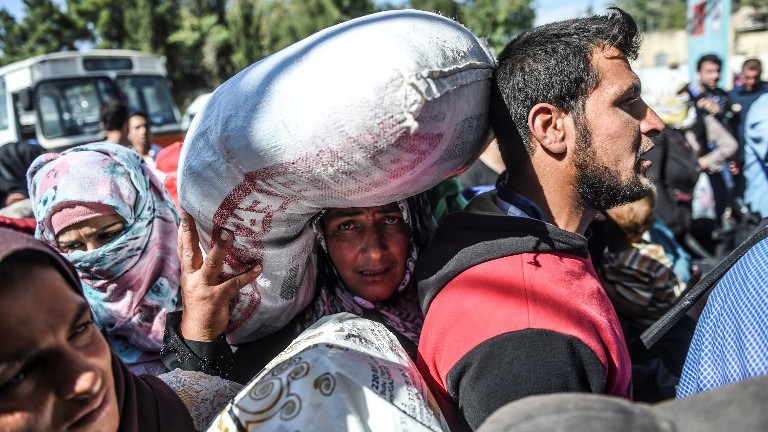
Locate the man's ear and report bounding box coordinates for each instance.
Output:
[528,103,567,154]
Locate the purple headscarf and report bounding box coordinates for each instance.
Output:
[0,227,195,431]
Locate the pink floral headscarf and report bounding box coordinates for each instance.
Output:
[28,142,180,374]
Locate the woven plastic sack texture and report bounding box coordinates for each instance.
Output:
[179,9,495,344]
[207,313,449,431]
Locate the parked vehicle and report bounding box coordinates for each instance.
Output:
[0,50,183,149]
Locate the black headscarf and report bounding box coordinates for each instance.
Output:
[0,227,195,432]
[0,141,44,205]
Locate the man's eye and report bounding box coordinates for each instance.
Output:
[621,97,639,109]
[338,221,355,230]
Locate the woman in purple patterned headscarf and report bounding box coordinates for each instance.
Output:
[27,142,181,376]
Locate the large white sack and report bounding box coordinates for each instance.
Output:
[179,9,495,344]
[206,313,449,431]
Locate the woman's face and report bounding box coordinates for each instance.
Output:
[56,214,126,253]
[323,203,410,302]
[0,264,119,432]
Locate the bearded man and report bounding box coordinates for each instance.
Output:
[415,8,664,431]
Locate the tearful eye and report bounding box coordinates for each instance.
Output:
[0,367,29,394]
[384,216,403,224]
[72,320,95,337]
[10,370,27,386]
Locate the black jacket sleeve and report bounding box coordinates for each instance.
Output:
[446,329,607,431]
[160,310,235,379]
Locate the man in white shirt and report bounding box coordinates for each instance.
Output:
[126,111,163,165]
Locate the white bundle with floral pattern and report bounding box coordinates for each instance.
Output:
[207,313,449,431]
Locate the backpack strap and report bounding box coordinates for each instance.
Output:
[641,217,768,348]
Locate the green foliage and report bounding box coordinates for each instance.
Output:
[226,0,263,73]
[67,0,126,49]
[410,0,462,19]
[461,0,535,56]
[406,0,535,56]
[166,8,224,98]
[0,0,84,66]
[0,9,23,63]
[1,0,535,100]
[224,0,378,77]
[616,0,686,32]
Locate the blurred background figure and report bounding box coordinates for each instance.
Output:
[726,59,766,224]
[599,190,688,341]
[687,54,738,134]
[644,79,736,263]
[590,190,699,403]
[730,59,766,148]
[684,55,740,248]
[0,141,43,219]
[154,141,183,210]
[457,136,506,200]
[99,100,129,147]
[126,111,163,166]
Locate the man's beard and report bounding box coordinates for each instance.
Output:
[573,118,652,212]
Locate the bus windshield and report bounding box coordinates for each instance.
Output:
[117,75,178,127]
[36,77,118,139]
[35,75,178,140]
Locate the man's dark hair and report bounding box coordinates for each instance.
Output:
[128,110,150,123]
[696,54,722,71]
[743,58,762,72]
[491,7,640,171]
[99,99,128,132]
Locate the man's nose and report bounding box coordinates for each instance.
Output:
[641,105,665,140]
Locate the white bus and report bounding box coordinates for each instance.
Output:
[0,50,183,149]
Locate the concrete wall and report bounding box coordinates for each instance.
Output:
[637,30,689,69]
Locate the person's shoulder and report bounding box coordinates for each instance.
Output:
[729,84,746,96]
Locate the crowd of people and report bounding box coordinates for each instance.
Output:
[1,7,768,432]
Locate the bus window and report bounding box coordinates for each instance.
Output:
[38,93,64,138]
[36,78,118,139]
[0,80,8,132]
[117,76,178,126]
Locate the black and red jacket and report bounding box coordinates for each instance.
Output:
[416,190,632,431]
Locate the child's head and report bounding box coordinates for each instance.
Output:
[605,188,656,244]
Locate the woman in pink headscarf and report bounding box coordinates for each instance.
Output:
[27,142,181,375]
